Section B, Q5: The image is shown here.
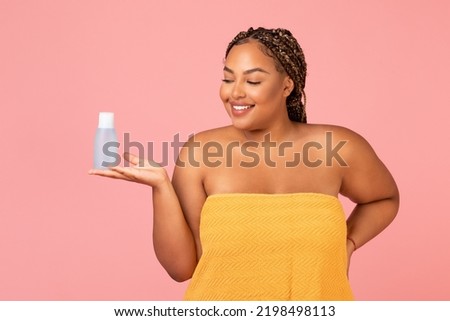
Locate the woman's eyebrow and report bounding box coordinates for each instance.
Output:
[223,66,270,75]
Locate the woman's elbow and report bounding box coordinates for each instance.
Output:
[169,269,193,283]
[165,261,196,282]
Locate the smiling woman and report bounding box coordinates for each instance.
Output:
[220,42,294,130]
[224,28,308,124]
[89,27,399,300]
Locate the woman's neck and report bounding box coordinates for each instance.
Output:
[241,118,299,142]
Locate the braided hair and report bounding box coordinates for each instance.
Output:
[225,27,307,123]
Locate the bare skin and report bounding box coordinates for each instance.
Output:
[89,40,399,282]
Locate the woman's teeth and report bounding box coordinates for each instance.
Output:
[232,105,254,111]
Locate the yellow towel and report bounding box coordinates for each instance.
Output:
[184,193,353,301]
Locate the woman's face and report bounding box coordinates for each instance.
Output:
[220,40,293,131]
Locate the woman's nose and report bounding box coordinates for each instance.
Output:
[231,81,246,99]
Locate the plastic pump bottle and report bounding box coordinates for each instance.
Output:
[93,112,119,169]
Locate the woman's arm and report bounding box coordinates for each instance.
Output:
[338,128,400,261]
[151,174,199,282]
[89,151,203,282]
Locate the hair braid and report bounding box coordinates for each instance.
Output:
[225,27,307,123]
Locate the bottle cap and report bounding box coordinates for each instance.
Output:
[98,112,115,128]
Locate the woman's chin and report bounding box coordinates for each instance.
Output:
[230,118,253,130]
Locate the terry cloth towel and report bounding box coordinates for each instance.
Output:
[184,193,354,301]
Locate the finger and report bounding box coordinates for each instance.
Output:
[109,165,141,180]
[123,152,144,166]
[88,168,132,181]
[145,159,162,168]
[124,152,161,168]
[133,160,161,169]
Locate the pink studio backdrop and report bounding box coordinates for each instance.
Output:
[1,0,449,300]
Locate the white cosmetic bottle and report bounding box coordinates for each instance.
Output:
[93,112,119,169]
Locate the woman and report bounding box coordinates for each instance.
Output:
[89,27,399,300]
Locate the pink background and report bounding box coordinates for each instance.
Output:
[1,0,449,300]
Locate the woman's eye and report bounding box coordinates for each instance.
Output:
[222,79,234,83]
[247,81,261,85]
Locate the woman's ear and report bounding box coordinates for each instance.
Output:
[283,76,295,97]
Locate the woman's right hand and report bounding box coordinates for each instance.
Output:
[88,152,169,188]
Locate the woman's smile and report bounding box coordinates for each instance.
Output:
[230,101,256,116]
[220,40,293,131]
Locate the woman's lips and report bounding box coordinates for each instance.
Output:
[230,104,255,116]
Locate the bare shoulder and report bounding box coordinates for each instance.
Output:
[175,125,235,170]
[297,123,373,160]
[302,123,369,143]
[319,124,377,162]
[301,123,375,159]
[303,124,399,204]
[186,125,238,144]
